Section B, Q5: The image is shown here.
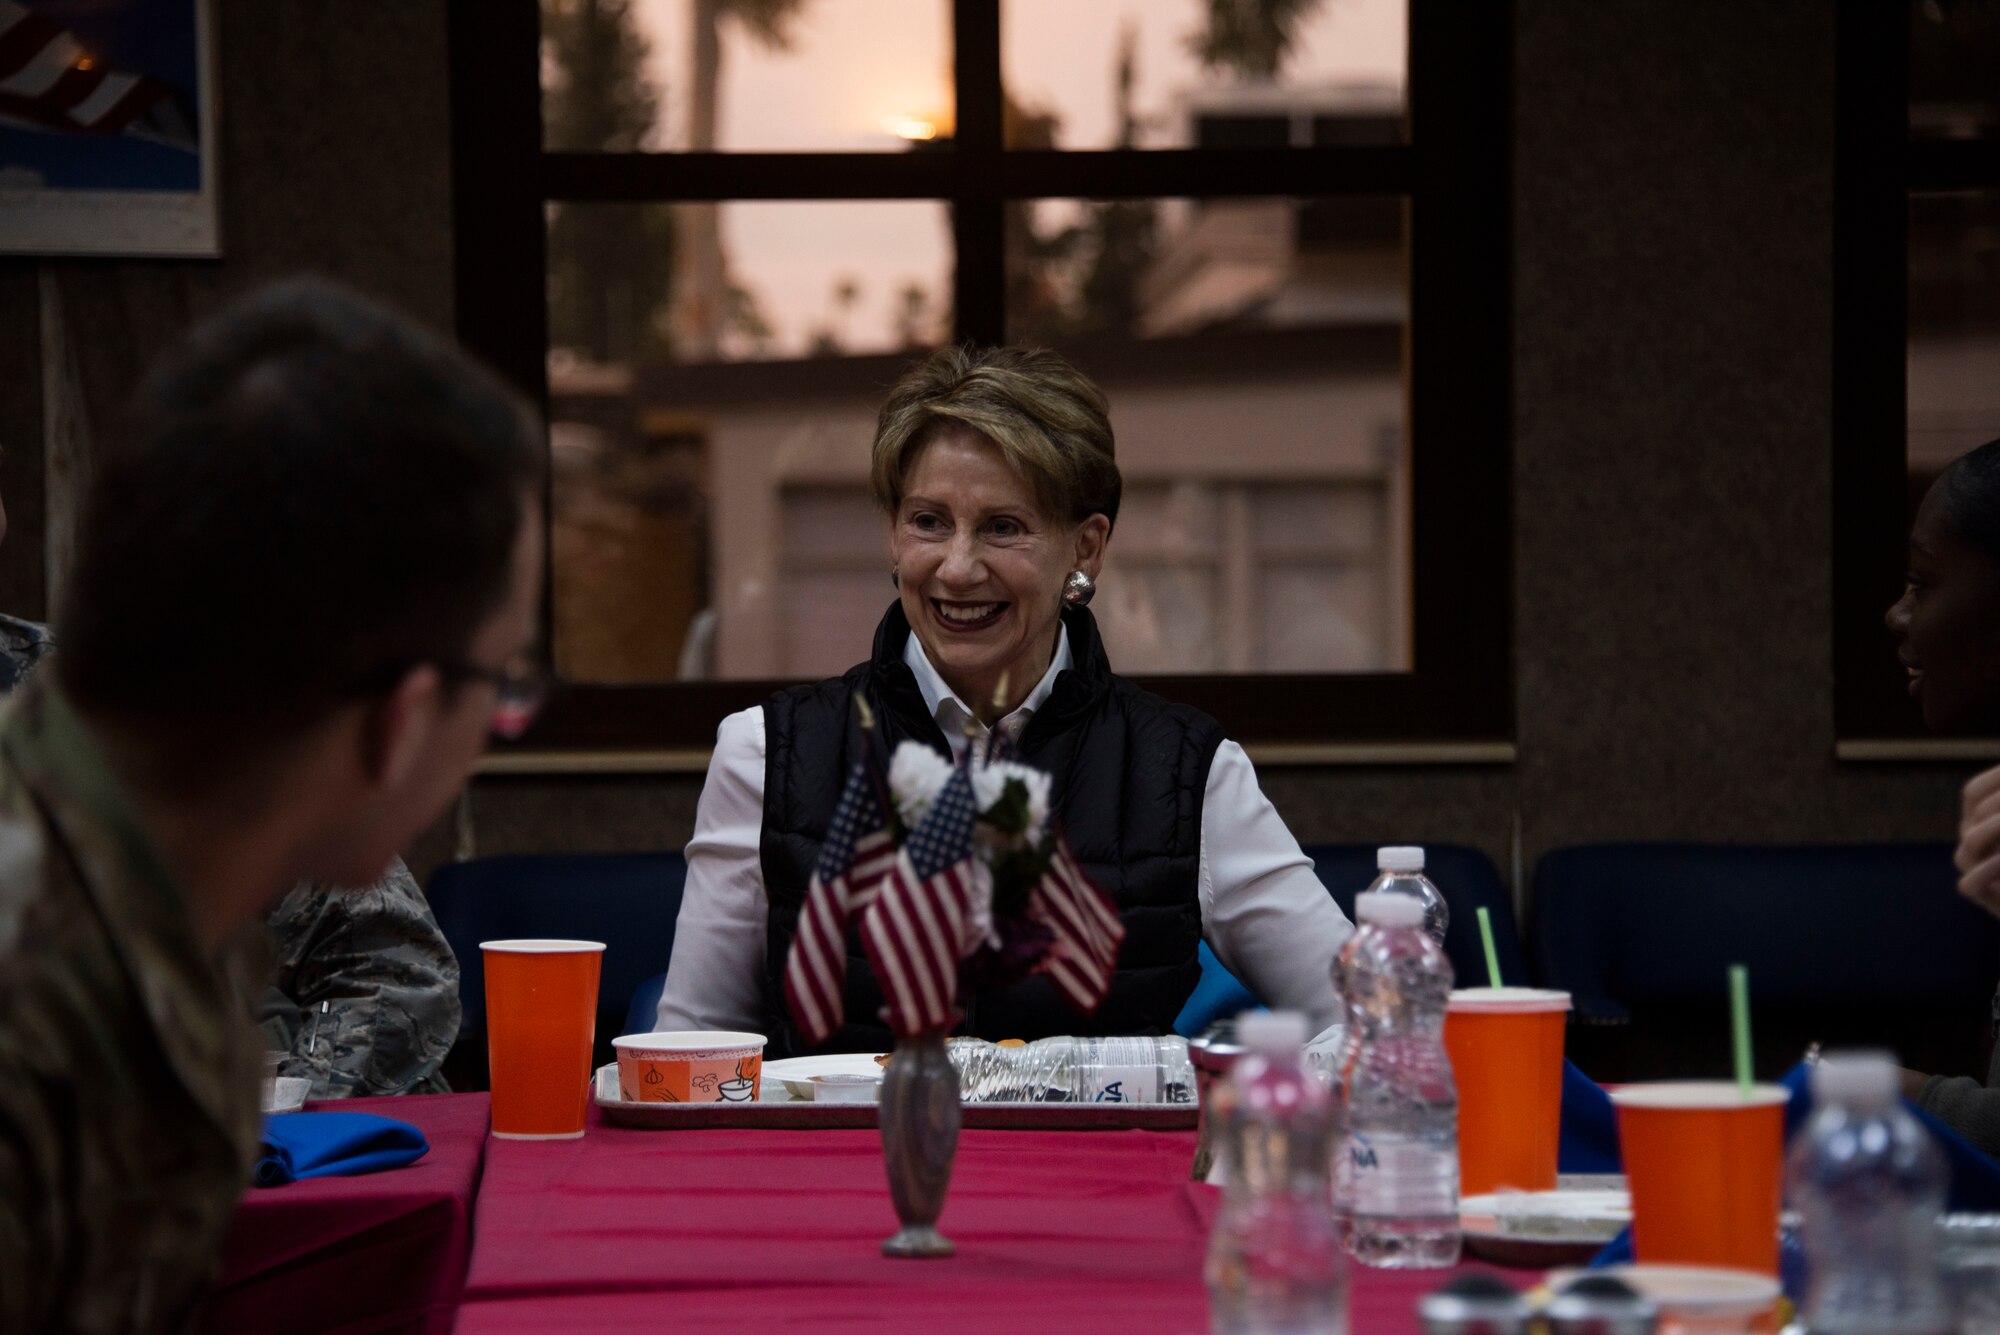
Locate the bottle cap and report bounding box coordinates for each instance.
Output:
[1543,1275,1658,1333]
[1355,890,1427,928]
[1234,1009,1308,1055]
[1187,1017,1247,1072]
[1377,845,1426,872]
[1811,1049,1899,1105]
[1417,1272,1533,1332]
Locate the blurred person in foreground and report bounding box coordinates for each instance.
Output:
[658,344,1353,1057]
[0,590,460,1103]
[1886,434,2000,1151]
[0,278,544,1332]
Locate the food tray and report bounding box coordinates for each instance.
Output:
[592,1065,1197,1130]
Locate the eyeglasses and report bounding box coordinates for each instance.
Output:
[434,655,551,740]
[345,654,553,740]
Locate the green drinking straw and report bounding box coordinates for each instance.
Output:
[1476,907,1503,989]
[1729,964,1754,1097]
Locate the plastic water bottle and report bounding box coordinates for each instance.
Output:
[1340,890,1460,1268]
[1789,1050,1951,1335]
[947,1035,1195,1105]
[1205,1010,1348,1335]
[1366,846,1448,946]
[1329,901,1390,1245]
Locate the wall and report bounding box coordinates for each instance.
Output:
[0,0,456,622]
[0,1,1974,911]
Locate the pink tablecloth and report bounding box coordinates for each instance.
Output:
[458,1107,1504,1333]
[194,1092,490,1335]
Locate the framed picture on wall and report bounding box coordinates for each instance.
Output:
[0,0,218,257]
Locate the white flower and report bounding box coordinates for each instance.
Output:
[888,741,953,829]
[971,758,1052,846]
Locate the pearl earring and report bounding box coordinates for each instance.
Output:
[1062,570,1095,608]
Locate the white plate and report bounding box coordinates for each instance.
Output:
[758,1053,890,1101]
[1458,1181,1630,1266]
[1546,1264,1781,1315]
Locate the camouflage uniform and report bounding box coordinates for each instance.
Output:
[258,860,460,1096]
[0,621,461,1098]
[0,680,267,1333]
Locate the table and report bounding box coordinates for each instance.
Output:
[453,1107,1495,1333]
[193,1092,490,1335]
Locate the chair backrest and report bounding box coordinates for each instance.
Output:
[1530,842,2000,1079]
[1302,843,1527,989]
[426,852,687,1073]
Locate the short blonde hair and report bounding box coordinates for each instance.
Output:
[869,345,1121,529]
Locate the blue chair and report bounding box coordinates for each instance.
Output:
[1530,843,2000,1082]
[1173,942,1262,1036]
[626,972,669,1038]
[1302,843,1527,989]
[426,852,686,1083]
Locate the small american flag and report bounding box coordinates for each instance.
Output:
[783,759,897,1047]
[0,3,197,150]
[861,758,976,1036]
[1031,836,1124,1012]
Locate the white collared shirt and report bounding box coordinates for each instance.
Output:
[657,633,1353,1036]
[906,621,1072,762]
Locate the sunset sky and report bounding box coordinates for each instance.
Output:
[618,0,1405,356]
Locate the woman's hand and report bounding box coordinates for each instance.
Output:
[1955,763,2000,917]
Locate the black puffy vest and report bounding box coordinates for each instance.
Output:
[758,603,1224,1057]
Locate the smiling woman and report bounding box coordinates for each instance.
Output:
[875,348,1114,720]
[655,344,1357,1058]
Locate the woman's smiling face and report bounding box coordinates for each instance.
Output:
[889,428,1106,717]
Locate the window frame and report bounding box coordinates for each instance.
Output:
[1832,4,2000,747]
[450,0,1513,759]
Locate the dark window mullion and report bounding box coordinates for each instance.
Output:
[1832,0,1914,738]
[1908,139,2000,194]
[541,151,955,201]
[952,0,1005,344]
[540,147,1415,205]
[989,147,1413,200]
[1401,0,1512,734]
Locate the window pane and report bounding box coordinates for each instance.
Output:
[541,0,953,153]
[1005,195,1410,673]
[546,200,951,365]
[1002,0,1406,150]
[1911,0,2000,142]
[545,200,951,684]
[1908,191,2000,507]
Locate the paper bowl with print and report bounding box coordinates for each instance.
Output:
[613,1031,766,1104]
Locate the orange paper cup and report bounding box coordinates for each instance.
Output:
[483,939,605,1140]
[613,1032,765,1104]
[1611,1082,1789,1276]
[1445,987,1571,1196]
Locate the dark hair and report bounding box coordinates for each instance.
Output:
[56,278,544,735]
[1935,436,2000,567]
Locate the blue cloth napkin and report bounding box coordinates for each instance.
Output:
[253,1111,429,1187]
